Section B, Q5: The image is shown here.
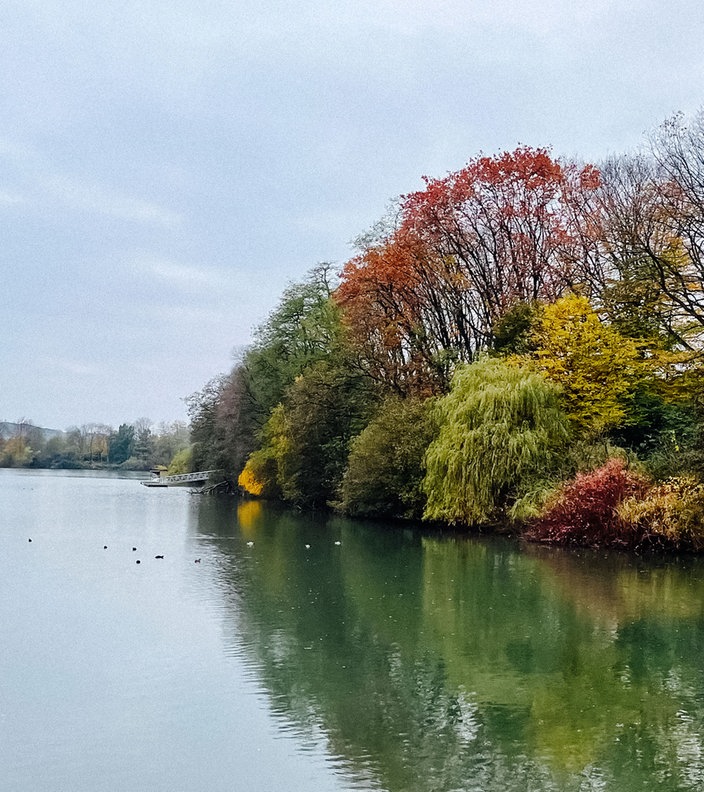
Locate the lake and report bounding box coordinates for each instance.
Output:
[2,469,704,791]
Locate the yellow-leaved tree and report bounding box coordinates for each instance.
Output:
[237,404,288,498]
[532,294,644,436]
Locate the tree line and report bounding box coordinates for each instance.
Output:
[183,108,704,549]
[0,418,189,471]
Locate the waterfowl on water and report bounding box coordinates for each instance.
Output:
[136,559,141,564]
[155,555,164,559]
[132,547,137,551]
[194,558,201,563]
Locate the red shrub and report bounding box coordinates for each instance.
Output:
[526,458,651,548]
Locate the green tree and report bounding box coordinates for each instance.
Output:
[492,301,540,355]
[340,396,437,518]
[167,446,192,475]
[264,361,377,508]
[423,358,571,526]
[243,263,344,428]
[152,421,190,467]
[109,424,135,465]
[187,265,345,482]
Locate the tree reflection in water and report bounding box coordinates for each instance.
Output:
[193,496,704,792]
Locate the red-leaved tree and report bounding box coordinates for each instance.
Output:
[337,147,601,395]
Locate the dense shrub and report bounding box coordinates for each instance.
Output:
[618,477,704,551]
[526,458,650,548]
[642,416,704,481]
[609,389,704,478]
[340,397,436,518]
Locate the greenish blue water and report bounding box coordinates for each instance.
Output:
[2,469,704,791]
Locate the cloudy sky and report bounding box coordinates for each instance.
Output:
[2,0,702,431]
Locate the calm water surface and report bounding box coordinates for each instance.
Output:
[2,469,704,791]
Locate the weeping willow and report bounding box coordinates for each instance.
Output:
[423,358,571,526]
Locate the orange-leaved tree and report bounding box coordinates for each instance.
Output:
[336,147,601,396]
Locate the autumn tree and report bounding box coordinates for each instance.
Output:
[402,147,599,319]
[581,132,704,470]
[650,109,704,334]
[187,366,256,476]
[531,294,644,437]
[90,425,112,464]
[588,107,704,351]
[0,435,33,466]
[73,423,111,464]
[237,406,286,499]
[63,423,111,464]
[0,420,48,466]
[337,148,601,395]
[592,154,699,349]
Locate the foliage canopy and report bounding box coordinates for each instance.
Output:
[340,396,437,519]
[532,295,644,436]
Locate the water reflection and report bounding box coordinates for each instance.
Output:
[194,497,704,792]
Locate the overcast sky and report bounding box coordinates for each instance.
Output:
[2,0,702,431]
